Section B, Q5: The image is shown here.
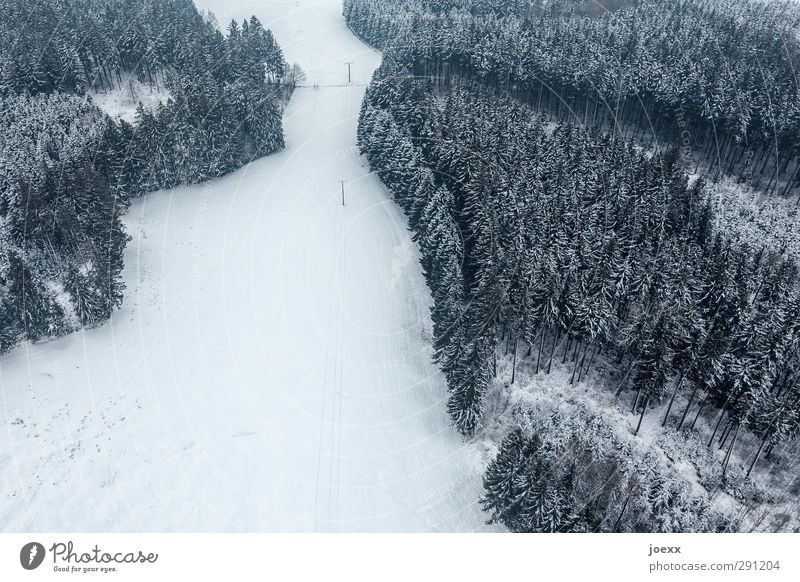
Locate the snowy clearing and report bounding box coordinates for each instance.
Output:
[88,76,170,124]
[0,0,490,532]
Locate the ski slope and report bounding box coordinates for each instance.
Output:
[0,0,490,531]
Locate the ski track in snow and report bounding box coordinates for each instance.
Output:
[0,0,490,532]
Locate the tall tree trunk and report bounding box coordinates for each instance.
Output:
[662,371,685,427]
[614,359,636,397]
[572,346,588,385]
[780,161,799,198]
[536,326,546,374]
[572,339,581,363]
[678,381,700,430]
[707,405,728,447]
[510,337,518,385]
[546,327,561,374]
[718,421,733,449]
[747,432,770,477]
[690,391,710,430]
[562,335,572,364]
[635,395,650,436]
[631,385,642,413]
[612,492,631,533]
[722,424,740,475]
[580,344,598,382]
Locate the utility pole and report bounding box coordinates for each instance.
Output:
[338,180,346,206]
[344,61,353,84]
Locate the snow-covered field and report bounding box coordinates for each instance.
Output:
[0,0,490,532]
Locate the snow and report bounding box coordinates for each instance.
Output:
[198,0,371,87]
[44,281,80,332]
[479,355,727,518]
[0,0,490,532]
[702,175,800,264]
[485,345,800,532]
[88,76,170,124]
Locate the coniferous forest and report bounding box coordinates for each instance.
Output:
[2,0,800,539]
[0,0,288,355]
[346,0,800,196]
[347,0,800,531]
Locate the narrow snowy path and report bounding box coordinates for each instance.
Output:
[0,0,489,531]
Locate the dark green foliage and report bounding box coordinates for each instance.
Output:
[0,93,128,348]
[349,0,800,528]
[483,405,734,532]
[345,0,800,196]
[356,39,800,470]
[482,428,590,532]
[0,1,289,355]
[0,0,287,198]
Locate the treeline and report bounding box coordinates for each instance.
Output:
[115,15,287,196]
[0,0,289,355]
[482,404,733,532]
[1,0,287,198]
[345,0,800,197]
[0,0,286,96]
[0,93,127,352]
[358,62,800,480]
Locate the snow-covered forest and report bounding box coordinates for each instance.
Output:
[0,0,287,355]
[2,0,799,535]
[346,0,800,197]
[347,0,800,532]
[0,0,493,532]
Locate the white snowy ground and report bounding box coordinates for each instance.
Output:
[88,76,170,124]
[0,0,490,532]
